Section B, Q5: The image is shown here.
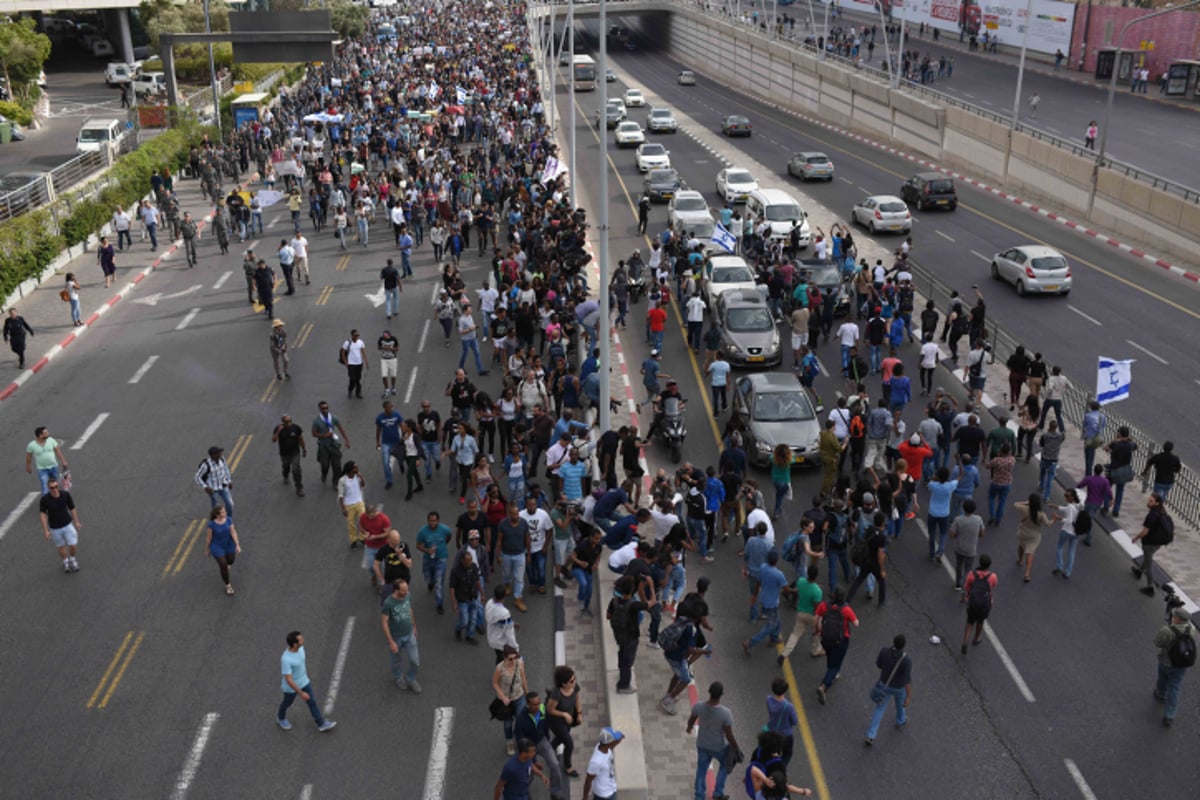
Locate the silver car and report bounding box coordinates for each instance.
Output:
[733,372,821,468]
[990,245,1072,296]
[647,106,678,133]
[851,195,912,234]
[788,151,835,182]
[716,291,781,368]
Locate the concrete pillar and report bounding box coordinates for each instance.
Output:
[115,8,135,65]
[162,45,180,109]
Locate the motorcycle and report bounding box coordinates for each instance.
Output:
[652,396,688,463]
[627,251,646,303]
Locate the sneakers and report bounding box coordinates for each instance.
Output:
[506,740,517,756]
[395,677,409,690]
[816,685,827,706]
[225,584,235,596]
[407,679,423,694]
[317,720,337,732]
[646,640,661,650]
[277,717,293,731]
[702,555,715,563]
[659,696,677,715]
[1140,586,1155,597]
[63,559,71,573]
[616,686,637,694]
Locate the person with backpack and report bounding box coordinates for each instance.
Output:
[1153,604,1196,727]
[1052,490,1088,580]
[745,731,814,798]
[658,612,705,715]
[606,574,654,694]
[1132,493,1174,598]
[845,511,888,608]
[814,587,860,705]
[686,682,741,800]
[864,634,912,746]
[961,554,997,655]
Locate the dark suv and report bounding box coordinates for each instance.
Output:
[900,172,957,211]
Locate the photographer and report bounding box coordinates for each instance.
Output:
[1153,595,1195,727]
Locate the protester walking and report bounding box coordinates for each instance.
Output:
[381,578,422,693]
[3,307,34,369]
[269,318,290,380]
[38,475,82,573]
[26,425,69,495]
[1052,490,1087,580]
[1153,605,1195,727]
[340,329,368,399]
[195,445,234,518]
[1014,493,1058,583]
[271,414,307,497]
[582,728,623,800]
[864,634,912,745]
[64,273,82,326]
[815,587,860,705]
[337,462,367,549]
[686,682,741,800]
[1131,493,1175,597]
[205,505,242,595]
[492,645,529,755]
[276,631,338,731]
[961,554,996,654]
[312,401,349,484]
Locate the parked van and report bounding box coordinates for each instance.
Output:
[76,118,125,155]
[745,188,810,247]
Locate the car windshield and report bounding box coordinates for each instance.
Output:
[712,265,754,284]
[726,170,754,184]
[727,116,748,125]
[928,179,954,193]
[764,204,802,222]
[673,196,706,212]
[651,109,671,118]
[804,265,841,287]
[649,170,678,184]
[805,155,829,164]
[879,201,907,213]
[618,123,639,132]
[1030,255,1068,271]
[753,392,814,422]
[606,100,622,108]
[726,307,773,332]
[687,219,715,238]
[640,144,666,155]
[627,91,642,98]
[79,129,110,142]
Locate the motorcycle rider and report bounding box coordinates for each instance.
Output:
[647,380,687,440]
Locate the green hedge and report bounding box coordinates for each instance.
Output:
[0,101,34,126]
[0,210,67,301]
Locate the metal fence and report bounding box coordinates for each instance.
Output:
[905,256,1199,530]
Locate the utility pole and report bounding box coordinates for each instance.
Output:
[204,0,221,134]
[597,0,611,432]
[568,0,576,209]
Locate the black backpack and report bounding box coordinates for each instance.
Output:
[850,536,870,568]
[657,618,692,653]
[1167,628,1197,669]
[967,571,993,614]
[1161,513,1175,545]
[1074,507,1092,536]
[820,604,848,649]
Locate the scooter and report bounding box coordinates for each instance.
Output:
[652,396,688,463]
[627,251,646,303]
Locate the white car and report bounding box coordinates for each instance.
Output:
[646,106,677,133]
[702,255,758,309]
[851,195,912,234]
[668,190,710,220]
[678,70,696,85]
[715,167,759,204]
[991,245,1072,296]
[623,88,645,108]
[635,142,671,173]
[614,121,645,148]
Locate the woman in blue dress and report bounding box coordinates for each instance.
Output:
[205,505,242,596]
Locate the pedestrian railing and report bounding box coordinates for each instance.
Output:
[905,256,1199,531]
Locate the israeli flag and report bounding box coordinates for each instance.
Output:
[455,86,468,104]
[1096,357,1133,405]
[428,81,441,100]
[711,222,737,254]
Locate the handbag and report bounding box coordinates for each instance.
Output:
[59,289,70,302]
[870,652,908,704]
[489,665,519,721]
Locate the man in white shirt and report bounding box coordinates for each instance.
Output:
[476,280,499,339]
[745,497,775,546]
[290,232,310,285]
[341,329,368,399]
[583,728,624,800]
[456,303,488,377]
[519,496,554,596]
[112,207,132,251]
[837,320,860,377]
[649,501,680,544]
[685,292,706,352]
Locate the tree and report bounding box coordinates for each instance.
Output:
[0,19,51,106]
[329,0,370,40]
[139,0,231,51]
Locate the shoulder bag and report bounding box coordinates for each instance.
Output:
[870,653,908,704]
[489,665,519,721]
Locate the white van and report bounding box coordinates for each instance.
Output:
[76,118,125,155]
[745,188,811,247]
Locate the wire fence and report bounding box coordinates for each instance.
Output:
[905,256,1198,530]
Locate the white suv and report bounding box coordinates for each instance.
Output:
[745,188,810,247]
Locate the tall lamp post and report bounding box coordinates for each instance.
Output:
[204,0,220,134]
[568,0,577,209]
[597,0,611,432]
[1088,0,1200,214]
[1009,0,1034,129]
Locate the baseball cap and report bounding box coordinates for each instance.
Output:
[909,433,921,445]
[650,349,660,357]
[208,446,224,457]
[599,727,625,744]
[862,492,876,504]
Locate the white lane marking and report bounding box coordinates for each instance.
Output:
[429,282,439,304]
[404,366,419,404]
[70,412,111,451]
[914,519,1036,702]
[299,785,313,800]
[268,217,280,229]
[970,249,990,263]
[175,308,200,331]
[128,355,160,384]
[935,230,955,242]
[169,712,220,800]
[422,707,455,800]
[1125,339,1167,365]
[1063,759,1098,800]
[418,319,430,353]
[322,616,355,716]
[839,176,854,184]
[212,271,232,290]
[1067,305,1102,326]
[0,492,39,543]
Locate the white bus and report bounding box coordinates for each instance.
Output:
[572,55,597,91]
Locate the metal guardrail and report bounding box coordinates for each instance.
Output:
[905,255,1199,531]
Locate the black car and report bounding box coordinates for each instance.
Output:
[720,115,752,137]
[643,168,685,203]
[900,172,957,211]
[796,259,852,318]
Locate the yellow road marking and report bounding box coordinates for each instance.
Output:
[316,285,334,306]
[226,434,253,474]
[172,520,204,576]
[164,519,201,577]
[779,645,831,800]
[294,321,314,349]
[260,375,280,404]
[98,631,144,709]
[87,631,133,709]
[335,254,350,272]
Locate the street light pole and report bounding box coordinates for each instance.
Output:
[568,0,576,209]
[1088,0,1200,215]
[871,0,895,83]
[598,0,611,432]
[203,0,220,135]
[1009,0,1034,129]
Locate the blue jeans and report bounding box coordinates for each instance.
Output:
[455,599,481,637]
[278,683,325,725]
[1153,482,1174,503]
[389,632,420,682]
[927,514,949,558]
[1055,530,1078,576]
[841,344,851,373]
[687,516,708,557]
[1039,460,1058,502]
[988,483,1011,523]
[749,605,781,648]
[1109,479,1129,516]
[1038,399,1064,431]
[69,298,82,324]
[694,745,729,800]
[208,487,234,518]
[501,552,526,598]
[421,440,440,478]
[572,566,594,610]
[669,562,686,604]
[865,684,907,739]
[1157,663,1186,721]
[385,287,400,317]
[380,442,399,484]
[146,221,158,249]
[869,344,881,373]
[527,550,546,591]
[502,695,528,740]
[651,329,664,351]
[357,219,369,246]
[421,557,447,607]
[459,339,485,373]
[252,210,264,233]
[950,493,971,521]
[1083,445,1097,477]
[36,466,60,495]
[827,548,851,592]
[508,474,527,507]
[401,252,412,277]
[773,481,789,517]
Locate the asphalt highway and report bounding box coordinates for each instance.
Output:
[592,19,1200,467]
[555,23,1197,796]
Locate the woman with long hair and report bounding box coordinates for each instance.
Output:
[401,420,424,501]
[546,665,582,777]
[205,505,242,596]
[1014,492,1059,583]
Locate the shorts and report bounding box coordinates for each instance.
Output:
[50,524,78,548]
[968,375,986,391]
[666,656,691,684]
[791,332,808,350]
[966,606,990,625]
[381,358,398,378]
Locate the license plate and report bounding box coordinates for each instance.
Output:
[791,455,805,464]
[888,224,903,230]
[748,356,765,363]
[936,200,949,205]
[1044,285,1059,291]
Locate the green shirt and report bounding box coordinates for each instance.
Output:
[382,594,414,639]
[417,523,453,560]
[794,577,823,615]
[551,507,574,542]
[27,438,60,470]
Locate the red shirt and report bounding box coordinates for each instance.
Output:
[898,442,933,481]
[360,511,392,549]
[881,357,902,384]
[647,306,667,333]
[814,602,859,637]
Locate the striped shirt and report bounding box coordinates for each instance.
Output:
[195,457,232,491]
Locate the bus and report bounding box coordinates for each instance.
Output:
[572,55,597,91]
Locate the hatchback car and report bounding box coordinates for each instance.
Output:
[851,195,912,234]
[702,255,758,309]
[635,142,671,173]
[623,89,645,108]
[990,245,1072,296]
[644,168,685,202]
[678,70,696,85]
[900,172,957,211]
[715,167,759,204]
[596,104,624,129]
[733,373,821,468]
[788,151,834,182]
[614,121,645,148]
[716,291,781,368]
[646,106,677,133]
[720,115,752,137]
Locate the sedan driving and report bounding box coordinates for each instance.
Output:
[716,291,781,368]
[734,373,821,469]
[635,142,671,173]
[644,168,685,202]
[788,152,835,182]
[623,88,645,107]
[715,167,759,204]
[851,195,912,234]
[702,255,758,309]
[720,115,752,137]
[614,121,645,148]
[991,245,1072,296]
[646,106,678,133]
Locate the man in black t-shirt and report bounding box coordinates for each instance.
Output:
[415,401,442,479]
[272,414,308,496]
[567,527,603,615]
[379,259,402,320]
[374,530,413,606]
[1143,442,1181,503]
[446,370,477,423]
[456,498,490,549]
[607,574,653,692]
[39,479,82,572]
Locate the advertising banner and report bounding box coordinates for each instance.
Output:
[837,0,1076,55]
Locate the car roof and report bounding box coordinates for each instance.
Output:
[707,255,749,267]
[795,151,828,158]
[674,189,704,200]
[743,372,804,391]
[720,290,766,307]
[1010,245,1063,258]
[753,188,798,203]
[625,88,642,94]
[863,194,905,204]
[638,142,665,150]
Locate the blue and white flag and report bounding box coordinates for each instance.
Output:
[711,222,737,253]
[428,80,441,101]
[1097,357,1133,405]
[455,86,468,104]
